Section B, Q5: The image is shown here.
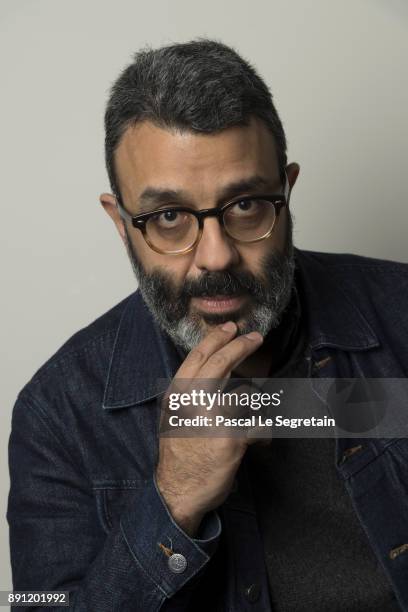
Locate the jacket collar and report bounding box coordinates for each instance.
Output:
[102,248,380,410]
[294,248,379,351]
[102,292,181,409]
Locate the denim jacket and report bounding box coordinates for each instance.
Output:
[7,248,408,611]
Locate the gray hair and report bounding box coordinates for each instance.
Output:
[104,38,288,199]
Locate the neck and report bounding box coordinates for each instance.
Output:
[232,340,276,378]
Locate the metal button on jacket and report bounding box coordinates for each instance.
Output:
[168,553,187,574]
[244,583,261,603]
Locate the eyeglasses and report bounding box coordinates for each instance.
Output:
[115,174,290,255]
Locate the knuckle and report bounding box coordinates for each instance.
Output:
[240,335,257,348]
[207,352,228,368]
[188,348,206,365]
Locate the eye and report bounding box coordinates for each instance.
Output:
[150,209,190,230]
[229,200,260,216]
[161,210,178,223]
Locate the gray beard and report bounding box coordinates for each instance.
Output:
[124,226,296,352]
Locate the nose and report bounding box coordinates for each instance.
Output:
[193,217,240,272]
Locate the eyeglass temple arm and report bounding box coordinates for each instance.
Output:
[283,171,290,202]
[115,199,131,222]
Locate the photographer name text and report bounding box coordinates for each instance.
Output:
[167,415,336,429]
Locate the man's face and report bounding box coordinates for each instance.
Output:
[102,118,299,351]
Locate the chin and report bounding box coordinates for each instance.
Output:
[201,312,252,335]
[199,306,249,328]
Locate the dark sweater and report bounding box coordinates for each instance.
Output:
[174,281,399,610]
[247,286,399,611]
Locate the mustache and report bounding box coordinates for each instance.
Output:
[177,269,269,302]
[125,220,295,347]
[128,228,295,325]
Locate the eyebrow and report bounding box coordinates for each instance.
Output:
[136,175,279,213]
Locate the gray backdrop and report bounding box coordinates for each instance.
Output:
[1,0,407,589]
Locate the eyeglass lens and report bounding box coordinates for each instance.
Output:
[145,199,277,253]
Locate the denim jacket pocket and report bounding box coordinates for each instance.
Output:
[93,480,145,534]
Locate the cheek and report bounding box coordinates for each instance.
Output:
[265,209,288,251]
[235,241,276,274]
[235,211,288,268]
[130,232,193,280]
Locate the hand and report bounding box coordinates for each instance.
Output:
[156,321,264,536]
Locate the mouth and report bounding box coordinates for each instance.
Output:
[190,294,248,314]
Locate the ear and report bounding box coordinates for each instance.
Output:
[99,193,126,243]
[285,162,300,190]
[284,163,300,206]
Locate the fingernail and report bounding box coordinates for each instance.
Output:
[221,321,236,332]
[245,331,263,342]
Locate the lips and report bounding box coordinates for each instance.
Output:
[190,295,247,313]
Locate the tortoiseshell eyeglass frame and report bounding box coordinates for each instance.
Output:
[115,173,290,255]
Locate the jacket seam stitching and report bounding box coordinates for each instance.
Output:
[18,391,88,482]
[30,328,118,386]
[120,522,169,597]
[344,440,400,479]
[103,296,135,406]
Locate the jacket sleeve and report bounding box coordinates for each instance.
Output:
[7,392,222,612]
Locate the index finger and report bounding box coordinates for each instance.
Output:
[176,321,239,379]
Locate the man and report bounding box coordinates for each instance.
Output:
[8,39,408,611]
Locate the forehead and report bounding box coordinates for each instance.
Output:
[114,117,280,204]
